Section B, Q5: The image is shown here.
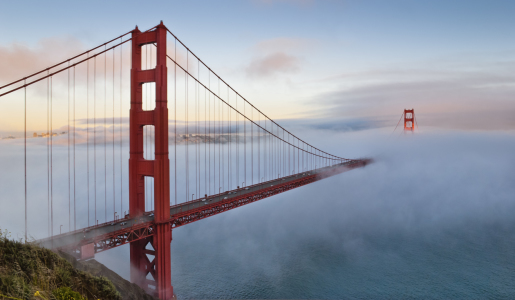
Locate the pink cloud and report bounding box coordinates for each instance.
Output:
[0,37,85,84]
[246,52,301,78]
[245,37,312,78]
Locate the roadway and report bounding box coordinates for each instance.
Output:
[38,160,369,252]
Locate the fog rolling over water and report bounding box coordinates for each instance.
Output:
[93,128,515,299]
[0,126,513,298]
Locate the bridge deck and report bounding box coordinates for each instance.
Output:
[38,159,370,257]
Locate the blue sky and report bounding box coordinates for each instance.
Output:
[1,0,515,130]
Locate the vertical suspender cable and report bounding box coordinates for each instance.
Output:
[186,55,189,201]
[104,46,107,222]
[50,76,53,236]
[24,79,27,241]
[197,65,201,194]
[196,62,199,198]
[198,67,200,198]
[113,48,115,220]
[219,79,221,192]
[174,39,177,205]
[94,56,97,225]
[218,83,221,192]
[87,55,90,226]
[73,66,76,230]
[252,107,254,184]
[227,86,230,190]
[236,93,239,187]
[197,66,200,198]
[120,39,123,216]
[47,71,50,236]
[208,71,211,196]
[243,97,247,185]
[205,71,207,196]
[68,63,71,231]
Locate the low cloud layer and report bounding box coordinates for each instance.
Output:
[309,64,515,130]
[1,124,514,298]
[89,128,515,298]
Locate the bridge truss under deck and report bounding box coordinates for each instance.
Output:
[39,159,370,256]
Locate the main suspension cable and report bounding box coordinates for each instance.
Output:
[164,27,346,161]
[0,26,158,98]
[0,31,133,91]
[164,54,345,161]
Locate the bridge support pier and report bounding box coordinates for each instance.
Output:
[129,22,174,299]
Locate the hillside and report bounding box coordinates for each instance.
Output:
[0,229,157,300]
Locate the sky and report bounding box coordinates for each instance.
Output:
[1,0,515,132]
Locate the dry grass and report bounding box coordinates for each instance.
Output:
[0,229,121,300]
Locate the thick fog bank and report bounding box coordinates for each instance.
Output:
[72,128,515,298]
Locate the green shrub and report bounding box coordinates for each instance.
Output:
[52,286,86,300]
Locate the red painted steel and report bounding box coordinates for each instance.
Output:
[129,21,173,299]
[404,109,415,132]
[170,160,369,228]
[60,159,370,256]
[80,243,95,260]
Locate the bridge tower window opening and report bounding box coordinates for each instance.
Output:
[141,44,157,71]
[142,82,156,111]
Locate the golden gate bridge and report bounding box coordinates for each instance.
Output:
[0,22,370,299]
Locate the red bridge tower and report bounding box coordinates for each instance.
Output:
[129,22,173,299]
[404,109,415,132]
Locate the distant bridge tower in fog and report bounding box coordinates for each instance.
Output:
[404,109,416,132]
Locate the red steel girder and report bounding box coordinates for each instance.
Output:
[170,160,368,228]
[54,159,370,259]
[62,221,155,255]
